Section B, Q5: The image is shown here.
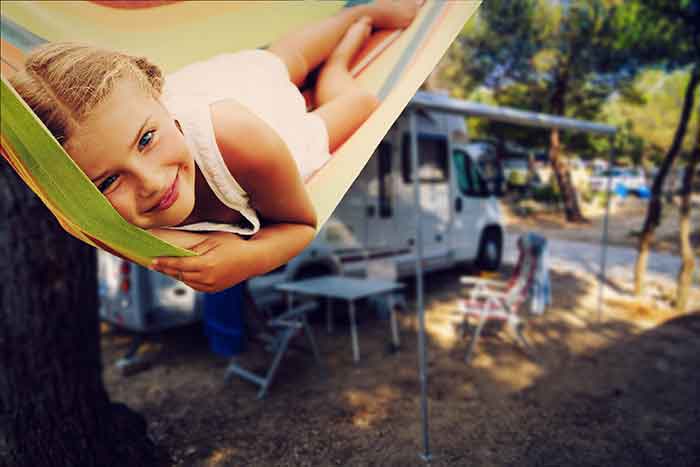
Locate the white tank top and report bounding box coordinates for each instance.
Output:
[161,50,331,236]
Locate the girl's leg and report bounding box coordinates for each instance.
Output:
[312,20,379,153]
[314,90,379,153]
[268,0,418,86]
[314,17,373,106]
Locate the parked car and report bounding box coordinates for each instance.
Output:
[590,167,647,195]
[622,167,647,192]
[589,167,626,193]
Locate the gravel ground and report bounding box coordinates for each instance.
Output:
[505,195,700,258]
[101,263,700,466]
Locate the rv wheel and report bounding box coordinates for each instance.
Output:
[476,228,502,272]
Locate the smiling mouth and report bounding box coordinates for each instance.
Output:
[148,171,179,214]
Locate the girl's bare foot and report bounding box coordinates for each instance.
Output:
[327,16,373,69]
[369,0,420,30]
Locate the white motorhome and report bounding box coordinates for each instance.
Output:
[322,92,503,274]
[98,91,504,331]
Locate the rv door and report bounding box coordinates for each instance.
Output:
[366,141,398,249]
[396,133,451,257]
[450,147,490,261]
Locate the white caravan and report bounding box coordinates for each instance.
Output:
[247,91,504,306]
[319,92,503,275]
[98,91,504,331]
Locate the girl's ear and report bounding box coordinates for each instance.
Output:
[174,119,183,135]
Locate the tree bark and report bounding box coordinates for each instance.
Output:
[634,64,700,296]
[548,71,587,223]
[0,163,160,466]
[549,128,587,222]
[676,122,700,313]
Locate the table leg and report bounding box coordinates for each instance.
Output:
[389,294,401,349]
[326,297,333,334]
[349,300,360,363]
[302,312,325,377]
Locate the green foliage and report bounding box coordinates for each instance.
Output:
[610,121,647,166]
[595,191,611,207]
[441,0,541,95]
[604,68,700,161]
[581,188,596,204]
[614,0,700,70]
[440,0,700,173]
[442,0,644,161]
[508,170,529,187]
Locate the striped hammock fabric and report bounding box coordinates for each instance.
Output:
[0,0,479,266]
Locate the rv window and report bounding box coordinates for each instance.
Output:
[454,150,488,197]
[401,134,449,184]
[377,142,393,217]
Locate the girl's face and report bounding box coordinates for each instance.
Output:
[66,78,196,230]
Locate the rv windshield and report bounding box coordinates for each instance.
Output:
[463,142,504,196]
[453,149,491,198]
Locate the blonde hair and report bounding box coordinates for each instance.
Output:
[9,42,163,145]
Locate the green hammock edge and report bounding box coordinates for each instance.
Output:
[1,77,194,261]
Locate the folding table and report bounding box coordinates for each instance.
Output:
[275,276,404,363]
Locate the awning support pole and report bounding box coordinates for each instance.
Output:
[597,136,617,321]
[409,110,431,462]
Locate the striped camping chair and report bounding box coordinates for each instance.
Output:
[455,233,549,362]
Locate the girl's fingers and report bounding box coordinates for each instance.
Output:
[153,265,205,283]
[151,237,218,271]
[151,255,208,272]
[153,266,214,292]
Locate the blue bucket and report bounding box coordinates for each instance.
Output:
[203,284,246,356]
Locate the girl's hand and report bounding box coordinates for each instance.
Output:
[148,230,252,293]
[147,222,314,293]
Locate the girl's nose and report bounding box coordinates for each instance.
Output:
[133,167,162,199]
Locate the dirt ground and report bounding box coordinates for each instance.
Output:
[101,265,700,466]
[504,195,700,256]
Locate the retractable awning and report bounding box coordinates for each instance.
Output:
[410,91,617,136]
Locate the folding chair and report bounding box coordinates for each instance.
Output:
[455,233,550,362]
[224,285,324,399]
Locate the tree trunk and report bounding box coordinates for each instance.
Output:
[676,122,700,313]
[634,64,700,296]
[549,128,587,222]
[0,163,161,466]
[548,70,586,223]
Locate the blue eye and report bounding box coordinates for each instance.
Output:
[138,130,155,151]
[98,174,119,192]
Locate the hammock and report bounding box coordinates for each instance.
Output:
[1,0,479,267]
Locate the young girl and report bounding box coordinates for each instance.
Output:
[9,1,418,292]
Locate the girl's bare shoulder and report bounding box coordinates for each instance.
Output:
[209,99,290,188]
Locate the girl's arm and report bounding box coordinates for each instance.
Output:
[211,99,317,228]
[149,100,318,291]
[268,0,418,86]
[150,223,315,292]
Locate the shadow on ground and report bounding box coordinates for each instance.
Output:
[100,265,699,466]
